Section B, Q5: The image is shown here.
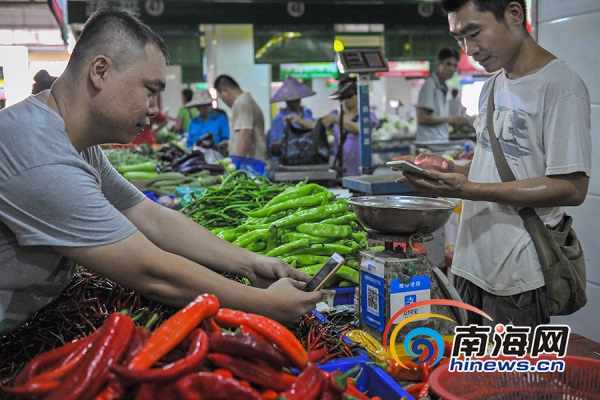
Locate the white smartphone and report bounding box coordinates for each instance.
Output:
[386,160,428,175]
[301,253,346,292]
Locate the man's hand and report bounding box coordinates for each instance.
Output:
[401,169,470,198]
[245,255,311,288]
[262,278,323,323]
[392,153,454,183]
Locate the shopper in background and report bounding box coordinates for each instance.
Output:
[415,47,470,142]
[0,7,321,336]
[214,74,267,161]
[31,69,57,94]
[185,89,229,152]
[173,88,199,141]
[448,88,466,117]
[286,76,380,177]
[131,109,168,146]
[394,0,591,328]
[267,76,315,159]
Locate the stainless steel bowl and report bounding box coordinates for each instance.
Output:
[347,196,458,235]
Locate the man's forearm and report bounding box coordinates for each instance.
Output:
[124,199,257,276]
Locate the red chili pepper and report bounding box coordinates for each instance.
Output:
[175,372,263,400]
[134,382,180,400]
[277,362,323,400]
[213,368,234,379]
[341,378,370,400]
[5,334,96,396]
[44,312,135,400]
[417,363,430,382]
[405,382,426,397]
[127,293,219,370]
[207,353,296,392]
[209,330,287,370]
[307,348,329,363]
[417,381,430,399]
[12,332,96,386]
[112,328,208,383]
[443,340,453,357]
[375,359,421,382]
[262,389,279,400]
[215,308,308,370]
[95,326,152,400]
[1,379,61,396]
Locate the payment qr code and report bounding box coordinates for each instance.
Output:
[366,285,379,316]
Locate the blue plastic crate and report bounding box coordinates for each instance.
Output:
[319,356,415,400]
[229,155,266,176]
[332,286,356,306]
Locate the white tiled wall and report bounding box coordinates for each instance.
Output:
[536,0,600,342]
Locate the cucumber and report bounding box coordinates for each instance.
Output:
[123,171,159,180]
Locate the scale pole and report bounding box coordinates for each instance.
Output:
[358,74,373,174]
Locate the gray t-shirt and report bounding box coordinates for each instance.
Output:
[416,74,450,142]
[0,96,146,334]
[452,60,591,296]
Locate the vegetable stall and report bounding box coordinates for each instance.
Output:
[0,147,440,399]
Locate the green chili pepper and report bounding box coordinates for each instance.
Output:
[345,258,360,270]
[289,242,356,256]
[297,264,322,275]
[264,239,310,258]
[281,232,333,244]
[217,229,239,243]
[263,183,326,208]
[282,255,330,266]
[321,213,357,225]
[272,200,348,228]
[233,229,269,248]
[266,226,278,253]
[245,241,266,253]
[336,266,360,284]
[296,223,352,239]
[247,191,334,218]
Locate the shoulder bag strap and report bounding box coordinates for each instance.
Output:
[487,73,537,220]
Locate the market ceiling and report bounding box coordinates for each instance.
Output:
[65,0,448,27]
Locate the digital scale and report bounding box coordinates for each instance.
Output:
[336,49,389,176]
[356,231,466,345]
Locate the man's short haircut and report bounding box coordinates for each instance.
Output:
[438,47,461,62]
[441,0,528,29]
[67,7,169,72]
[214,75,240,92]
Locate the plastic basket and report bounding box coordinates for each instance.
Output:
[429,355,600,400]
[229,155,266,176]
[319,356,415,400]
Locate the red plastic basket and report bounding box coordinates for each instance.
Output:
[429,355,600,400]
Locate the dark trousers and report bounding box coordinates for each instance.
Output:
[456,277,551,328]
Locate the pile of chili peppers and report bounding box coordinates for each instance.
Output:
[2,294,383,400]
[180,170,292,229]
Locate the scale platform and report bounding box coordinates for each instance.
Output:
[268,164,338,182]
[342,173,419,195]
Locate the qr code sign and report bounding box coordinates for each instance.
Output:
[366,284,379,316]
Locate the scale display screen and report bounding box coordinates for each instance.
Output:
[337,50,389,74]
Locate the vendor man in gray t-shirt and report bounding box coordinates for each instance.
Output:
[415,47,470,142]
[0,8,321,336]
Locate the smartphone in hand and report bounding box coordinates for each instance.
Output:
[301,253,346,292]
[386,160,428,175]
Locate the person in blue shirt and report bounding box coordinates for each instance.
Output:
[186,89,230,152]
[267,76,315,159]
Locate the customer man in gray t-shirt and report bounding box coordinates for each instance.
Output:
[416,47,470,142]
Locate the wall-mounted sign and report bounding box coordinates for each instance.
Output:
[280,62,338,79]
[376,60,430,78]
